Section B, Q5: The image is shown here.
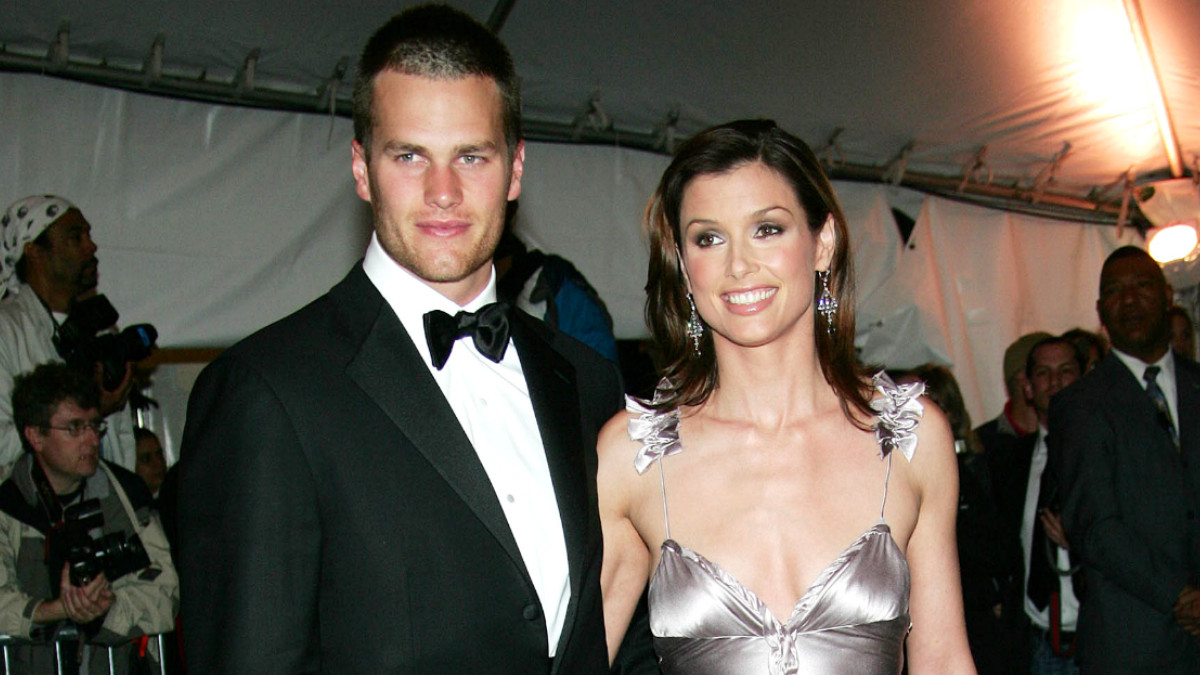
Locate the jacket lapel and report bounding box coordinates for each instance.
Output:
[341,272,527,576]
[509,312,590,652]
[1098,354,1177,455]
[1175,359,1200,460]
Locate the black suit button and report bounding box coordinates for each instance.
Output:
[522,604,541,621]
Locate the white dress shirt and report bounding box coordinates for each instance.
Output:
[362,234,570,655]
[1022,427,1079,631]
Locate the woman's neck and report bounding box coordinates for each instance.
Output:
[703,334,837,426]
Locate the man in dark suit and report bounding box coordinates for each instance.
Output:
[177,6,624,673]
[1050,246,1200,673]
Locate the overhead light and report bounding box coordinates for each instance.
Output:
[1147,222,1199,263]
[1137,178,1200,262]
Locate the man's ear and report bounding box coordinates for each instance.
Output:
[22,240,43,266]
[507,140,526,202]
[351,140,372,204]
[22,426,43,454]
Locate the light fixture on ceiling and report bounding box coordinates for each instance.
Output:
[1138,178,1200,263]
[1147,223,1198,263]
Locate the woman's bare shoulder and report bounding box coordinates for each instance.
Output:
[908,395,957,489]
[598,401,650,479]
[914,395,953,452]
[598,398,684,487]
[598,405,639,458]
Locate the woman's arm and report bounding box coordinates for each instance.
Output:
[597,410,654,664]
[904,401,978,674]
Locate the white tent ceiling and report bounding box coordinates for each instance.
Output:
[3,0,1197,219]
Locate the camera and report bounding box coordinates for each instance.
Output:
[53,295,157,391]
[46,499,151,587]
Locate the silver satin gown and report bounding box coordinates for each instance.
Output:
[627,373,923,675]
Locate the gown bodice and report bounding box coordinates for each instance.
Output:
[626,372,924,674]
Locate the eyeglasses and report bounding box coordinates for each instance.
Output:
[42,420,108,438]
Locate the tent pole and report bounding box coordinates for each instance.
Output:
[486,0,519,32]
[1123,0,1184,178]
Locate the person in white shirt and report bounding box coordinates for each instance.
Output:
[1016,336,1084,673]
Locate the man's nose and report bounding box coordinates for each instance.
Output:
[425,165,463,210]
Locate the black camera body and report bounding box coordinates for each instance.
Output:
[47,499,151,587]
[53,295,157,391]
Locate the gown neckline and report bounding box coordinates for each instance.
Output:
[654,521,902,629]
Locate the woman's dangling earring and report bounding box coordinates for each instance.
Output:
[816,270,838,335]
[686,293,704,357]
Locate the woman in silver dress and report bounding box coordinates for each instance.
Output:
[598,120,976,673]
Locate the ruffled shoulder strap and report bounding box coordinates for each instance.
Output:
[869,371,924,462]
[625,395,683,474]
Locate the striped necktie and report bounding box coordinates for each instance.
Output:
[1144,365,1178,446]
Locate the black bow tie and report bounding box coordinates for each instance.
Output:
[423,302,510,370]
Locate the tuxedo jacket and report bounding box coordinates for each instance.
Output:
[177,264,623,674]
[1049,352,1200,674]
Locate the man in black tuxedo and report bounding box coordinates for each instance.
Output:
[1050,246,1200,673]
[177,6,624,673]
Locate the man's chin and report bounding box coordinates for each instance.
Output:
[1111,331,1167,357]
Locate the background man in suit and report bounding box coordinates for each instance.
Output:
[178,5,624,673]
[1051,246,1200,673]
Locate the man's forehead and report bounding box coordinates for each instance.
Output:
[46,209,89,234]
[370,71,505,138]
[1101,255,1163,283]
[1033,342,1076,366]
[51,399,98,419]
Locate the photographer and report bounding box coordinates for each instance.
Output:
[0,362,176,673]
[0,196,145,469]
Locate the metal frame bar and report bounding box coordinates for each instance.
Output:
[0,633,168,675]
[0,53,1142,227]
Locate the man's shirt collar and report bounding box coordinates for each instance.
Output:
[361,232,498,364]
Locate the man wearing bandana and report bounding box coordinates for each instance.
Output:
[0,196,136,468]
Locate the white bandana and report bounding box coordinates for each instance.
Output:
[1,195,76,295]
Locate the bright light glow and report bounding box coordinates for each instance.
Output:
[1069,5,1151,115]
[1147,223,1199,263]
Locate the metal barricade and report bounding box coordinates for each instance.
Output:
[0,631,167,675]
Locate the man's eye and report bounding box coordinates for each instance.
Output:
[461,155,482,165]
